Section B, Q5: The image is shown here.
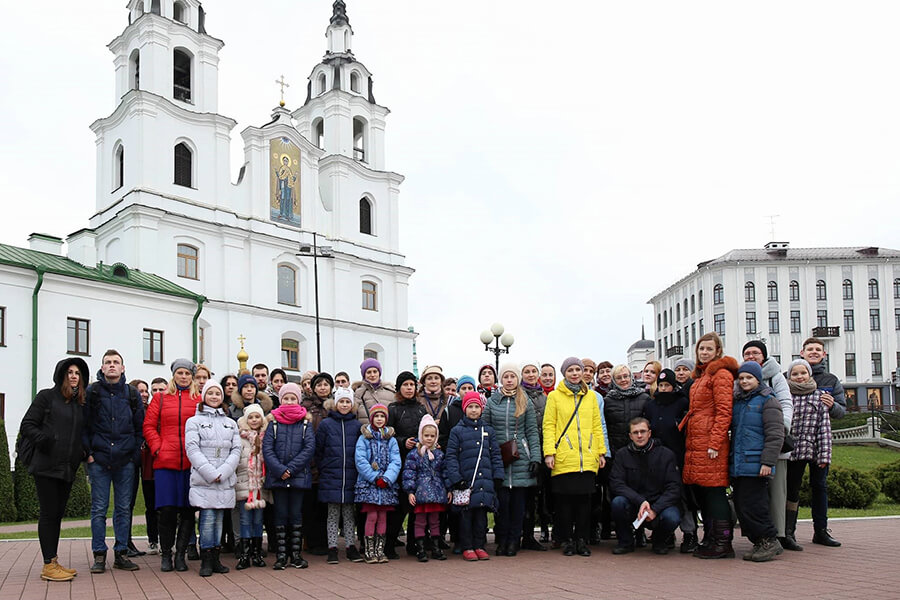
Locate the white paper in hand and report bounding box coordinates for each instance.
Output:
[632,512,648,530]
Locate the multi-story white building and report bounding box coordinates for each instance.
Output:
[0,1,416,446]
[649,242,900,410]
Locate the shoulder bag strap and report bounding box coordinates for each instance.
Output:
[555,393,585,450]
[470,429,486,488]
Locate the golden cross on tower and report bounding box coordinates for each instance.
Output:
[237,334,246,348]
[275,75,290,107]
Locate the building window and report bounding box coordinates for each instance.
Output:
[698,319,704,335]
[691,322,697,345]
[868,278,879,299]
[745,282,756,303]
[281,338,299,371]
[767,281,778,302]
[363,348,378,361]
[872,352,882,377]
[768,311,779,334]
[714,313,725,336]
[359,198,373,235]
[114,145,124,191]
[173,1,186,23]
[676,330,682,346]
[683,299,688,320]
[277,265,297,305]
[789,280,800,301]
[713,284,724,305]
[350,71,361,93]
[130,50,140,90]
[817,309,828,328]
[816,280,827,301]
[845,353,856,377]
[176,244,198,279]
[698,290,703,310]
[0,306,5,346]
[353,117,367,162]
[690,294,696,314]
[663,311,668,328]
[790,310,801,333]
[676,304,681,322]
[745,311,757,334]
[842,279,853,300]
[844,309,855,332]
[657,314,661,330]
[870,308,881,331]
[317,72,327,95]
[143,329,164,363]
[658,340,662,357]
[173,49,192,102]
[772,354,781,364]
[895,308,900,331]
[313,118,324,149]
[894,278,900,299]
[362,281,377,311]
[67,318,90,355]
[174,142,193,187]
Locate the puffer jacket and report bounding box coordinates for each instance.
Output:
[83,372,144,469]
[353,381,397,426]
[262,417,315,489]
[228,390,273,421]
[759,357,793,460]
[235,414,272,504]
[402,447,448,505]
[444,416,504,510]
[388,397,427,465]
[642,389,689,466]
[20,357,88,482]
[483,390,541,488]
[730,385,783,479]
[810,362,846,419]
[680,356,738,487]
[315,410,362,504]
[438,396,464,451]
[603,384,650,453]
[185,404,241,509]
[542,381,606,477]
[143,387,199,471]
[354,425,401,505]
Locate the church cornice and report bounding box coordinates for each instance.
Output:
[90,90,237,134]
[318,154,404,186]
[109,12,224,54]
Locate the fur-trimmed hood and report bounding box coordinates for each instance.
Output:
[361,424,395,439]
[694,355,739,379]
[231,389,273,413]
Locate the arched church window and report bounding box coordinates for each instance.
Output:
[312,118,324,149]
[177,244,198,279]
[353,117,366,162]
[359,198,372,235]
[278,265,297,305]
[130,49,140,90]
[317,73,327,96]
[362,281,377,311]
[174,142,193,187]
[114,144,124,191]
[173,49,192,102]
[350,71,360,93]
[173,1,186,24]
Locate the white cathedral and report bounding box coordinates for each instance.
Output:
[0,1,415,439]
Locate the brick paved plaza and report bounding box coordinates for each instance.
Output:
[0,518,896,600]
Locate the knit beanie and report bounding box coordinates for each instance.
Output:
[171,358,196,375]
[462,391,484,411]
[657,369,677,388]
[300,370,318,385]
[737,361,763,383]
[395,371,417,390]
[243,403,265,421]
[520,360,541,373]
[789,358,813,378]
[478,364,497,382]
[498,362,520,382]
[360,358,382,378]
[582,358,596,370]
[673,358,696,372]
[742,340,768,361]
[420,365,444,383]
[201,380,224,404]
[311,372,335,393]
[369,403,389,421]
[238,374,258,392]
[279,382,303,402]
[456,375,476,391]
[418,414,438,442]
[334,387,354,403]
[560,357,585,375]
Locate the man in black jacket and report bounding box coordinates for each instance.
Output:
[609,417,682,555]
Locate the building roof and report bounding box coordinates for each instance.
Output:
[0,243,204,302]
[627,326,655,353]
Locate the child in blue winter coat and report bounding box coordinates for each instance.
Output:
[315,387,363,564]
[402,414,450,562]
[262,383,315,570]
[354,403,401,564]
[444,391,503,562]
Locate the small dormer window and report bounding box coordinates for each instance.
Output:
[173,1,187,24]
[112,264,129,278]
[317,73,327,95]
[350,71,360,93]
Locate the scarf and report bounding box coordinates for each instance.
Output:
[477,384,494,396]
[422,390,444,419]
[418,441,436,460]
[594,382,610,396]
[564,380,583,395]
[522,380,542,392]
[271,403,308,424]
[788,379,818,396]
[605,382,643,402]
[540,382,555,395]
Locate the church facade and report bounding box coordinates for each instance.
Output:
[0,1,415,443]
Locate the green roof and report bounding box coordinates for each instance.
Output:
[0,243,204,302]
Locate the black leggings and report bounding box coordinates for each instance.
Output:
[34,475,74,563]
[554,493,591,543]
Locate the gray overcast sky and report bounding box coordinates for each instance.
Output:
[2,1,899,378]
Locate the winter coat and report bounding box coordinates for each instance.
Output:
[680,356,738,487]
[542,381,607,477]
[388,397,427,464]
[315,410,362,504]
[523,387,547,430]
[235,414,272,504]
[444,416,504,510]
[354,425,401,506]
[642,390,689,466]
[402,447,448,505]
[603,384,650,453]
[228,390,273,421]
[143,388,199,471]
[83,373,144,469]
[789,390,832,465]
[810,362,846,420]
[185,404,241,509]
[609,439,682,515]
[730,386,784,479]
[20,357,88,482]
[353,381,396,426]
[438,397,464,452]
[758,357,794,460]
[482,390,541,488]
[262,418,315,489]
[418,390,449,425]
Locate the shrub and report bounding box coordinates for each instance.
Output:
[0,421,16,522]
[871,459,900,482]
[883,473,900,503]
[798,465,880,509]
[64,464,91,519]
[13,436,39,521]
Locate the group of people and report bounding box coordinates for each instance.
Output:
[19,332,843,582]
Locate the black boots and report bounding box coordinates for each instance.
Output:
[113,550,140,571]
[415,538,429,562]
[236,539,251,570]
[89,551,106,574]
[289,524,308,568]
[158,507,176,572]
[812,528,841,547]
[679,532,699,554]
[346,543,364,563]
[429,535,447,560]
[575,539,591,557]
[211,547,229,573]
[694,520,734,559]
[174,522,192,572]
[251,537,266,567]
[199,548,213,577]
[273,526,289,570]
[779,509,804,551]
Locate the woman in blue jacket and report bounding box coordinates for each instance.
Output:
[262,383,315,570]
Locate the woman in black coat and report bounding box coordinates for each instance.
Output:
[20,357,89,582]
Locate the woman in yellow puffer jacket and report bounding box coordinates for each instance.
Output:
[542,357,606,557]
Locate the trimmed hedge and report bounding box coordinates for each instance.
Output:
[13,437,39,521]
[0,421,16,522]
[873,459,900,503]
[799,465,880,509]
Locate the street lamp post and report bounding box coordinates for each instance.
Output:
[298,232,333,371]
[480,322,514,374]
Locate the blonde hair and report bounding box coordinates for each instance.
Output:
[195,364,212,379]
[167,377,199,396]
[643,360,662,397]
[611,364,632,387]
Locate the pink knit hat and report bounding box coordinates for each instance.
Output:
[462,391,483,411]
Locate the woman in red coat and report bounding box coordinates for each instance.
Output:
[143,359,200,572]
[679,333,738,559]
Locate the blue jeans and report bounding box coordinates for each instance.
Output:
[610,495,681,547]
[272,488,304,527]
[239,503,264,538]
[88,461,135,553]
[198,509,224,550]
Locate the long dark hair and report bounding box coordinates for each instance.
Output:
[61,370,86,405]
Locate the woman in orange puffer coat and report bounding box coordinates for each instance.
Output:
[679,333,738,559]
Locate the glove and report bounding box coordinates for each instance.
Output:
[375,476,388,489]
[452,479,469,490]
[528,462,540,475]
